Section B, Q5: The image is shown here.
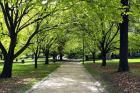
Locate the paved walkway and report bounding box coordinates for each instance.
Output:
[27,62,106,93]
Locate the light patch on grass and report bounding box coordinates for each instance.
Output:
[83,63,122,93]
[86,58,140,64]
[0,61,60,93]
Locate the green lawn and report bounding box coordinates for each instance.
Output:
[85,58,140,75]
[84,58,140,93]
[83,63,122,93]
[0,61,60,93]
[88,58,140,63]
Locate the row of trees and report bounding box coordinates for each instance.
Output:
[66,0,139,72]
[0,0,139,78]
[0,0,72,78]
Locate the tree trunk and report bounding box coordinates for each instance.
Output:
[34,53,38,69]
[53,55,56,63]
[101,52,106,66]
[0,58,13,78]
[92,52,96,63]
[118,0,129,72]
[85,55,89,61]
[45,49,49,65]
[52,52,57,63]
[60,53,63,61]
[0,36,16,78]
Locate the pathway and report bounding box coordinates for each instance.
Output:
[27,62,107,93]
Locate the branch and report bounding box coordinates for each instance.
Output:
[14,22,58,58]
[0,2,10,32]
[17,14,50,32]
[17,7,58,33]
[0,42,7,59]
[14,22,40,58]
[105,24,119,50]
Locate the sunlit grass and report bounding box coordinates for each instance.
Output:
[84,58,140,93]
[85,58,140,64]
[0,60,61,93]
[83,63,122,93]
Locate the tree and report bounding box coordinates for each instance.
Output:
[41,32,56,64]
[84,31,98,63]
[30,38,41,69]
[30,31,43,69]
[0,0,58,78]
[56,30,69,61]
[72,1,120,66]
[98,23,119,66]
[118,0,129,72]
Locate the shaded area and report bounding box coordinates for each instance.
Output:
[0,62,60,93]
[84,62,140,93]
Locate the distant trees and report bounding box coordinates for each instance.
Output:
[61,0,139,72]
[56,30,70,61]
[70,0,120,66]
[41,32,56,64]
[30,34,42,69]
[84,34,98,63]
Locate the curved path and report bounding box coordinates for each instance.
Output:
[27,62,106,93]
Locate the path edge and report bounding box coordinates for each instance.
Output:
[25,65,61,93]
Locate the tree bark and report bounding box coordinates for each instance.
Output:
[60,53,63,61]
[85,55,88,61]
[0,58,13,78]
[118,0,129,72]
[101,52,106,66]
[45,49,49,65]
[0,36,16,78]
[92,52,96,63]
[52,52,57,63]
[34,53,38,69]
[34,47,39,69]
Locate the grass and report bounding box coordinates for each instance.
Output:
[94,58,140,63]
[83,63,122,93]
[86,58,140,75]
[83,58,140,93]
[0,61,60,93]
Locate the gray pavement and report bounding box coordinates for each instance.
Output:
[27,62,106,93]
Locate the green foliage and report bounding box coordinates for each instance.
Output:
[0,0,139,77]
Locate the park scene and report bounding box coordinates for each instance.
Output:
[0,0,139,93]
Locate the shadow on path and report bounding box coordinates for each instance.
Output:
[26,62,107,93]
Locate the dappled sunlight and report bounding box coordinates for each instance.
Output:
[31,77,77,89]
[29,77,105,93]
[80,81,104,92]
[0,77,33,93]
[0,62,60,92]
[93,81,101,87]
[28,62,106,93]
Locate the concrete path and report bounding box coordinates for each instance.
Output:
[27,62,106,93]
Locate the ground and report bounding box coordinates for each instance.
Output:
[1,58,140,93]
[84,59,140,93]
[27,62,106,93]
[0,60,60,93]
